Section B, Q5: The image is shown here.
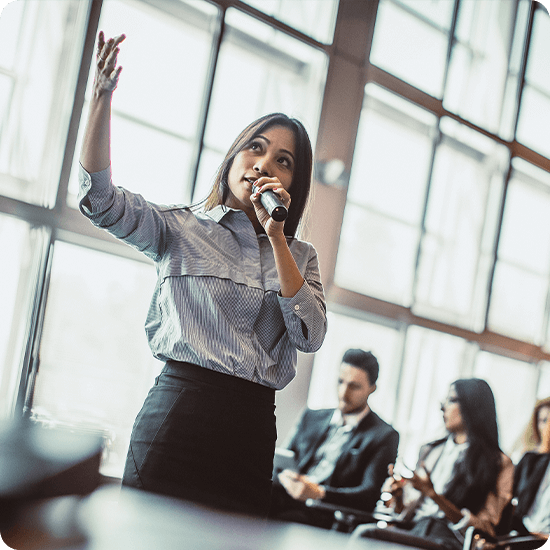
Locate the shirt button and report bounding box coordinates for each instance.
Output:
[294,305,300,310]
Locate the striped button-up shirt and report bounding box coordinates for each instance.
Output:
[78,166,327,389]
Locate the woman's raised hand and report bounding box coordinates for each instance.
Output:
[93,31,126,96]
[80,32,125,172]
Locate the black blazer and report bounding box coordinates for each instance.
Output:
[513,452,550,519]
[285,408,399,512]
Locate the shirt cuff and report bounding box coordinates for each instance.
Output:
[78,164,113,215]
[278,280,313,317]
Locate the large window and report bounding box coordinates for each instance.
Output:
[0,0,88,207]
[0,0,331,478]
[3,0,550,478]
[195,7,328,200]
[489,159,550,344]
[516,6,550,157]
[31,241,158,476]
[335,85,436,306]
[320,0,550,462]
[0,215,50,419]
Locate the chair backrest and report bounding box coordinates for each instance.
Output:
[463,525,548,550]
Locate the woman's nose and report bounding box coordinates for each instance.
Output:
[254,159,270,176]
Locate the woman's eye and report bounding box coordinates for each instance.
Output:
[279,157,291,168]
[250,141,261,151]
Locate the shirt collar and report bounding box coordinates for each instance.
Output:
[445,434,468,451]
[203,204,272,240]
[331,406,370,431]
[203,204,238,223]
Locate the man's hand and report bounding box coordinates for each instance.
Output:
[380,464,405,513]
[278,470,326,501]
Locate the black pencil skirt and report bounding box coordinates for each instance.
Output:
[121,360,277,517]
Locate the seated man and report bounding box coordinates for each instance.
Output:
[269,348,399,528]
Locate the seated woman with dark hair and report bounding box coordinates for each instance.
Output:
[380,379,514,550]
[511,397,550,536]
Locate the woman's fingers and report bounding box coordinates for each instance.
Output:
[108,65,123,88]
[97,31,105,56]
[104,47,120,69]
[113,34,126,46]
[95,33,125,93]
[254,179,292,208]
[97,33,125,66]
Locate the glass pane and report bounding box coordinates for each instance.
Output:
[0,0,88,207]
[394,326,474,466]
[370,0,451,97]
[489,160,550,344]
[498,177,550,275]
[200,8,327,170]
[0,0,24,69]
[0,215,49,420]
[488,261,548,343]
[68,0,219,206]
[335,204,420,305]
[307,311,403,423]
[538,362,550,399]
[473,351,539,454]
[109,115,192,205]
[516,8,550,157]
[32,242,160,478]
[347,85,437,224]
[104,0,218,136]
[396,0,455,28]
[335,85,435,305]
[194,148,223,203]
[413,118,508,330]
[239,0,339,44]
[444,0,518,133]
[524,6,550,94]
[0,74,13,136]
[516,86,550,159]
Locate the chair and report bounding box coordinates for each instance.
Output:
[306,499,453,550]
[306,499,548,550]
[462,526,547,550]
[304,498,393,533]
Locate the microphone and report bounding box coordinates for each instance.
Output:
[253,184,288,222]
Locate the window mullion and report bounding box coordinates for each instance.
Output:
[188,7,225,203]
[14,227,54,417]
[54,0,103,214]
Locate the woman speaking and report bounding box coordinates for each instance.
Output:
[78,32,327,517]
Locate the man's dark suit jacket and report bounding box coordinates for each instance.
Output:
[284,407,399,512]
[513,452,550,524]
